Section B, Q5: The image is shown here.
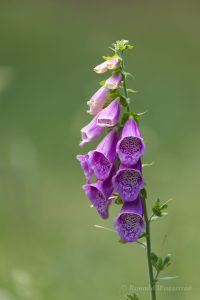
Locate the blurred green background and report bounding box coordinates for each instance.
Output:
[0,1,199,299]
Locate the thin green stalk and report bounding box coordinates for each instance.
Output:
[118,46,156,300]
[143,197,157,300]
[120,51,130,112]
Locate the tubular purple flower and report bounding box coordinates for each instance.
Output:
[117,118,145,166]
[112,159,144,202]
[76,154,93,184]
[87,85,109,115]
[88,128,118,180]
[97,98,120,127]
[94,61,108,74]
[94,58,119,74]
[82,168,115,219]
[114,194,145,242]
[106,58,119,70]
[80,114,104,146]
[105,73,122,90]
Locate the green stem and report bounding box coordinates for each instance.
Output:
[143,196,157,300]
[120,51,130,112]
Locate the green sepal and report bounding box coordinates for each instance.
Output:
[99,80,105,86]
[114,195,124,205]
[102,53,119,61]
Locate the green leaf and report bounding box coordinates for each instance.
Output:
[102,53,118,60]
[151,252,159,268]
[126,294,139,300]
[123,72,134,79]
[139,232,146,239]
[159,276,178,280]
[127,89,138,93]
[120,95,129,107]
[157,258,163,271]
[112,40,134,52]
[141,188,147,200]
[142,161,155,168]
[163,254,171,269]
[119,239,127,244]
[152,198,169,218]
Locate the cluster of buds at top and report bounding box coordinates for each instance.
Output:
[77,41,146,242]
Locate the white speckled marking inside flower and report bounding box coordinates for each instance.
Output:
[118,213,143,242]
[118,136,144,165]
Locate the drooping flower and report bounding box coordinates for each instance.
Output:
[117,118,145,166]
[88,128,118,180]
[106,58,119,70]
[76,154,93,183]
[112,159,144,202]
[79,114,104,146]
[114,194,144,242]
[87,85,109,115]
[97,98,120,127]
[94,61,108,74]
[94,58,119,74]
[105,73,122,90]
[82,167,115,219]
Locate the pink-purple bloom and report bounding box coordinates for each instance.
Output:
[94,61,108,74]
[82,168,115,219]
[114,194,144,242]
[76,154,93,184]
[80,114,104,146]
[106,58,119,70]
[87,85,109,115]
[112,159,144,202]
[117,118,145,166]
[88,128,118,180]
[105,73,122,90]
[94,58,119,74]
[97,98,120,127]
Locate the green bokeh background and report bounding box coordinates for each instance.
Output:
[0,1,199,299]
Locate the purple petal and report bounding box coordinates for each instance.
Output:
[88,128,118,180]
[80,114,104,146]
[105,73,122,90]
[117,118,145,166]
[87,86,109,115]
[82,168,115,219]
[76,154,93,183]
[112,161,144,202]
[97,98,120,127]
[114,194,145,242]
[94,61,108,74]
[106,58,119,70]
